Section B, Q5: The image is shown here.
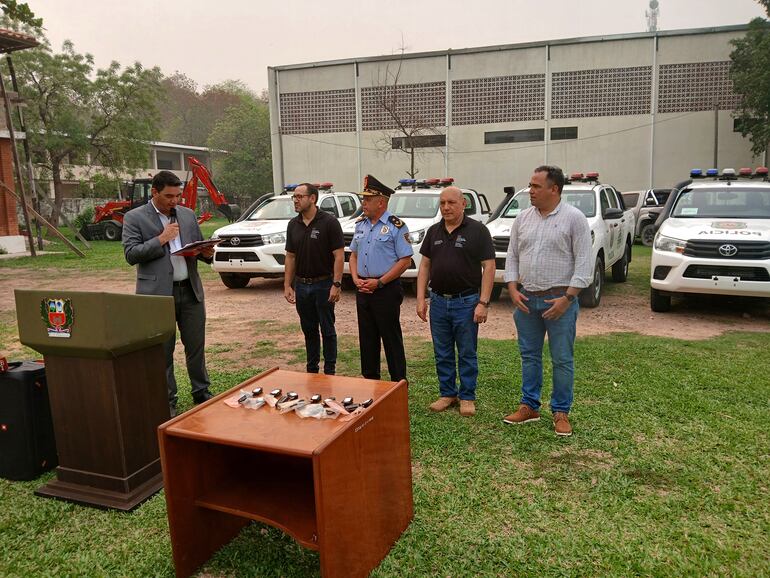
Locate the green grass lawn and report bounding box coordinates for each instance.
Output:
[1,332,769,577]
[2,233,769,576]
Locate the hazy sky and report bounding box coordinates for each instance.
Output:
[29,0,766,93]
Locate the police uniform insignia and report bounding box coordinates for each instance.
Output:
[388,215,404,228]
[380,225,389,234]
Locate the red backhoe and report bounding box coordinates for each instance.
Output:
[79,156,239,241]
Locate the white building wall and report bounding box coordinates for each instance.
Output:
[271,26,758,207]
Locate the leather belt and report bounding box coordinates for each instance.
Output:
[432,288,479,299]
[522,286,568,296]
[173,279,191,287]
[295,274,332,284]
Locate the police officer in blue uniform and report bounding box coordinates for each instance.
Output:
[349,175,413,382]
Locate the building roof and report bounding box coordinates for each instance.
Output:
[0,28,39,53]
[271,24,750,71]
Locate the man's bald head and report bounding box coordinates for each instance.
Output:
[439,186,466,225]
[441,186,464,202]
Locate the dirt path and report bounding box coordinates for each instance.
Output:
[2,268,768,364]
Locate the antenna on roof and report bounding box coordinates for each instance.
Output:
[646,0,659,32]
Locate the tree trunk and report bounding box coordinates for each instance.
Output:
[409,146,416,179]
[50,161,64,228]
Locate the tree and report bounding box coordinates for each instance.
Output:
[11,39,163,225]
[207,92,272,203]
[0,0,41,28]
[371,49,445,179]
[730,1,770,157]
[157,74,247,146]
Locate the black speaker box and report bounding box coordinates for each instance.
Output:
[0,361,58,481]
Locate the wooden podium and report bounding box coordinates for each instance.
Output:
[14,290,175,510]
[158,368,413,578]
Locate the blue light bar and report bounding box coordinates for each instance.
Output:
[706,169,719,177]
[399,179,416,185]
[690,169,702,177]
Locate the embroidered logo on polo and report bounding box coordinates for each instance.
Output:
[310,228,320,239]
[454,235,467,248]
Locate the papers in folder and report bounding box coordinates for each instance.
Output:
[171,239,221,257]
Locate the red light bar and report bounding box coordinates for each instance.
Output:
[739,168,753,176]
[320,182,333,188]
[425,178,440,185]
[755,167,769,175]
[439,177,455,184]
[570,172,584,180]
[585,172,599,179]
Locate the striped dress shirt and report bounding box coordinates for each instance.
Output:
[503,201,592,291]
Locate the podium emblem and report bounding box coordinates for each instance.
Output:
[40,298,74,338]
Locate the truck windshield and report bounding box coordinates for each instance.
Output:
[672,188,770,219]
[506,190,596,218]
[388,193,440,218]
[247,197,296,220]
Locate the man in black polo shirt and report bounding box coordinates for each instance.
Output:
[416,186,495,416]
[284,183,345,375]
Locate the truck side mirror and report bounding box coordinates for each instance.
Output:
[645,197,657,206]
[602,207,623,220]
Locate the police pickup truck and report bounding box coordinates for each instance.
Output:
[211,184,360,288]
[341,178,491,286]
[650,167,770,311]
[485,172,635,306]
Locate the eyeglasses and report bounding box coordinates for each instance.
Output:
[291,194,311,201]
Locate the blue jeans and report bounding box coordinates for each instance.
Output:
[295,279,337,374]
[429,291,480,400]
[513,291,579,414]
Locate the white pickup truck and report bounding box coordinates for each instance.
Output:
[211,187,361,288]
[341,178,491,287]
[650,168,770,311]
[485,174,636,306]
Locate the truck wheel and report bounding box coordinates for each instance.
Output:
[611,244,630,282]
[103,221,122,241]
[579,256,604,308]
[650,288,671,312]
[490,285,503,302]
[219,273,250,289]
[641,224,655,247]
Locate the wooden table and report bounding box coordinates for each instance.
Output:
[158,368,413,578]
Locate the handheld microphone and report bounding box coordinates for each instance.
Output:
[169,208,177,224]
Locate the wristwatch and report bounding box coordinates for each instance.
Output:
[333,280,342,288]
[376,279,384,290]
[478,300,490,307]
[565,294,577,303]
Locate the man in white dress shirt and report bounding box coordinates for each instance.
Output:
[502,165,592,436]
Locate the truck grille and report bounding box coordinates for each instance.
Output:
[495,257,506,270]
[683,265,770,281]
[217,234,264,248]
[215,252,260,262]
[343,232,354,246]
[683,240,770,259]
[493,236,509,253]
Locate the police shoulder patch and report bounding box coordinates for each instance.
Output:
[388,215,404,228]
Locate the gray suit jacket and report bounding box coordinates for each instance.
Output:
[122,202,210,302]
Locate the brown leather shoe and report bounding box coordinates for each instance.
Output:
[459,400,476,417]
[553,412,573,436]
[502,404,540,425]
[429,396,457,412]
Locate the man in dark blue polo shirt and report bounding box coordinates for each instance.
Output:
[284,183,344,375]
[416,186,495,416]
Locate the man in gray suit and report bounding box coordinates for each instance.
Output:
[122,170,214,416]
